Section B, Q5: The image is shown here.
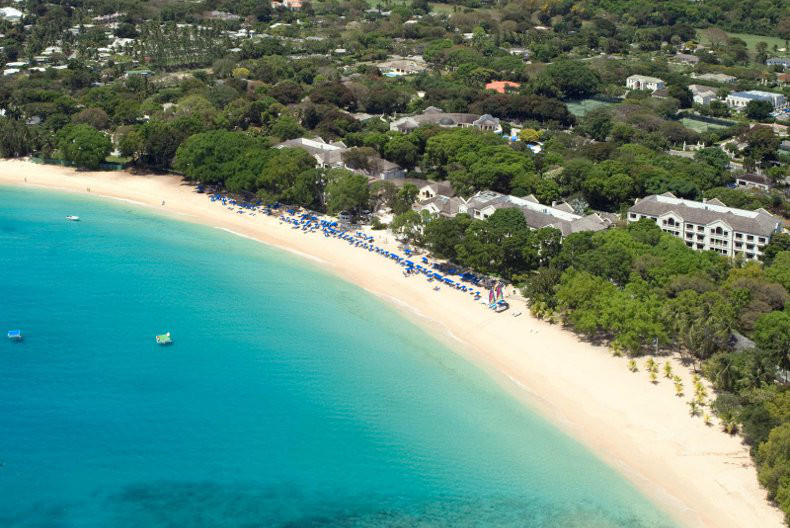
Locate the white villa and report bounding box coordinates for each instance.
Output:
[626,75,666,92]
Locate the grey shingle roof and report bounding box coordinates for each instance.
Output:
[629,194,781,236]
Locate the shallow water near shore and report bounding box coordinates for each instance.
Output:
[0,186,676,527]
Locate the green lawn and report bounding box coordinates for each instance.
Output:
[566,98,616,117]
[696,29,788,54]
[679,117,730,133]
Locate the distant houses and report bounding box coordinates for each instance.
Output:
[272,0,303,8]
[627,192,783,260]
[390,107,501,134]
[415,189,615,235]
[626,75,665,92]
[725,90,787,110]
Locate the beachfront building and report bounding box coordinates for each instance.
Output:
[627,193,783,260]
[390,107,501,134]
[688,84,719,106]
[626,75,665,92]
[276,137,405,180]
[735,173,773,191]
[414,189,613,235]
[726,90,787,110]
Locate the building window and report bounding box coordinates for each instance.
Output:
[747,235,754,241]
[758,237,766,244]
[735,233,742,239]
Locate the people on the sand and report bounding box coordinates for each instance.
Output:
[205,192,512,312]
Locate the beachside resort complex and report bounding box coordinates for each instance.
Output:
[1,0,790,525]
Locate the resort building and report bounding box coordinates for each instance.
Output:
[766,57,790,69]
[735,173,773,191]
[726,90,787,110]
[390,107,501,134]
[485,81,521,94]
[418,181,455,201]
[626,75,666,92]
[414,189,613,235]
[688,84,719,106]
[627,193,783,260]
[276,137,405,180]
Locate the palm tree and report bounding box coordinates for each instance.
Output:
[688,400,699,416]
[663,362,672,378]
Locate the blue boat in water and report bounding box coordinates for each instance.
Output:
[7,330,22,341]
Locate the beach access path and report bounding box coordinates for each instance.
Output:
[0,159,783,528]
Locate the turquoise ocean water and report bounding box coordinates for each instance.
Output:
[0,186,676,527]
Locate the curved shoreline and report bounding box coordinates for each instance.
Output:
[0,159,783,528]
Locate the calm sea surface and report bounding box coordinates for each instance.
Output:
[0,186,676,527]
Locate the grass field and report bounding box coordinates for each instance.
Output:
[679,117,731,133]
[566,98,616,117]
[696,29,788,53]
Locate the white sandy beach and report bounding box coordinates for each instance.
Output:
[0,159,783,528]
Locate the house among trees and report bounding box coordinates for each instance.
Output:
[735,173,773,191]
[688,84,719,106]
[726,90,787,110]
[671,53,700,65]
[418,181,455,201]
[272,0,303,9]
[0,6,23,23]
[376,57,427,76]
[390,107,501,133]
[485,81,521,94]
[626,74,666,92]
[766,57,790,69]
[276,137,405,180]
[627,193,784,260]
[692,72,736,84]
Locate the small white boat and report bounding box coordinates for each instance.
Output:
[66,215,80,221]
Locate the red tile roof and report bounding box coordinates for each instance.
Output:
[485,81,521,94]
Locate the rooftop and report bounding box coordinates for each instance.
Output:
[629,193,781,236]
